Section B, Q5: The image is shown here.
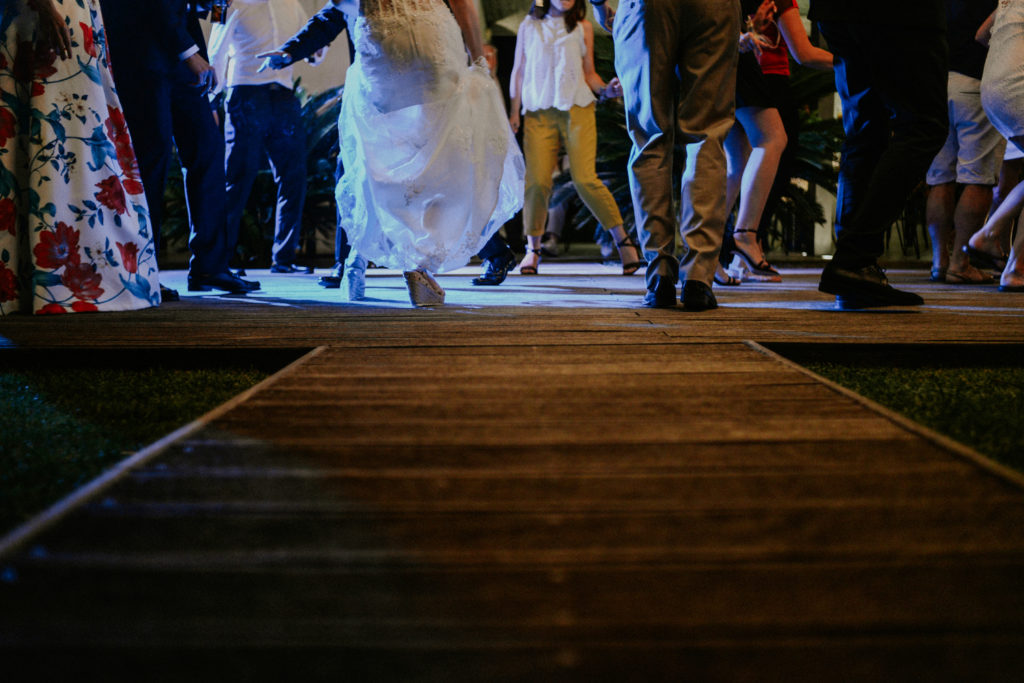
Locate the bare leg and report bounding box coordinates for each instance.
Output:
[946,183,994,282]
[999,182,1024,289]
[972,148,1024,259]
[926,182,954,278]
[729,106,787,280]
[990,157,1024,253]
[974,178,1024,266]
[1000,204,1024,288]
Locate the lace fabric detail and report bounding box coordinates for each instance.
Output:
[359,0,441,21]
[338,1,525,273]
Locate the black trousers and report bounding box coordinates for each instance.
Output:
[116,70,230,276]
[818,22,948,268]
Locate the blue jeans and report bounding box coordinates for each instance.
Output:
[224,84,307,267]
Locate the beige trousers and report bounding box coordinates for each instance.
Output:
[613,0,739,288]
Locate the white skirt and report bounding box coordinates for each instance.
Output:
[336,2,524,273]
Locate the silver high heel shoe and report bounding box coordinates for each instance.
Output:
[403,268,445,307]
[341,251,367,300]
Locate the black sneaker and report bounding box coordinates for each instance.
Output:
[819,262,923,308]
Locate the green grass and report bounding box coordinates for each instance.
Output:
[0,362,272,534]
[786,345,1024,474]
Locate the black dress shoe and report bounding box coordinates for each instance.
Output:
[819,262,923,308]
[317,262,344,289]
[681,280,717,311]
[270,263,313,274]
[159,285,179,302]
[642,281,677,308]
[472,249,516,286]
[188,270,260,293]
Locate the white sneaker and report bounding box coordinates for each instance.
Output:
[341,252,367,300]
[403,268,445,307]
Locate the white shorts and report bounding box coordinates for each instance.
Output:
[927,71,1006,186]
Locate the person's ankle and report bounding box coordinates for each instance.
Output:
[949,253,970,272]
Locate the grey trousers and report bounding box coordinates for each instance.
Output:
[614,0,738,289]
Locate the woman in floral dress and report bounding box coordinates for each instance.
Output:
[0,0,160,315]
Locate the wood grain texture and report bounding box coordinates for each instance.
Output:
[2,267,1024,680]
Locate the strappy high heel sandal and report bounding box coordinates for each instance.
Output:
[615,236,646,275]
[518,247,541,275]
[730,228,781,281]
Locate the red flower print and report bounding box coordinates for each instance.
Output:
[95,175,127,215]
[61,262,104,301]
[104,107,145,196]
[37,303,66,315]
[0,108,16,148]
[79,22,98,58]
[0,197,15,236]
[116,241,138,274]
[33,221,81,270]
[71,301,99,313]
[13,40,58,90]
[0,262,17,303]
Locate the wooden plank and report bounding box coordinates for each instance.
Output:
[3,267,1024,678]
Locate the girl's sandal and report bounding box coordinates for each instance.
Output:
[519,247,541,275]
[616,236,646,275]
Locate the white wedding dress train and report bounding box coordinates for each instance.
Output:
[336,0,524,275]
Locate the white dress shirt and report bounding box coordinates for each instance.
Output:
[208,0,317,93]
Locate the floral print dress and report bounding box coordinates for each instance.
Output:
[0,0,159,315]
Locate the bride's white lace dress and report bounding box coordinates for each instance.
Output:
[337,0,524,273]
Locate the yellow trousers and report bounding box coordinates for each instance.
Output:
[522,104,624,237]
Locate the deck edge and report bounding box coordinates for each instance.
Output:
[0,346,328,561]
[746,340,1024,493]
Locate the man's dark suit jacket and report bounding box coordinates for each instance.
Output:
[101,0,199,76]
[281,2,352,63]
[101,0,221,80]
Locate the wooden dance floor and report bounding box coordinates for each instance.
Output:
[2,265,1024,680]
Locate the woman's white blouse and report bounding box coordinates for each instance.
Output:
[519,15,595,113]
